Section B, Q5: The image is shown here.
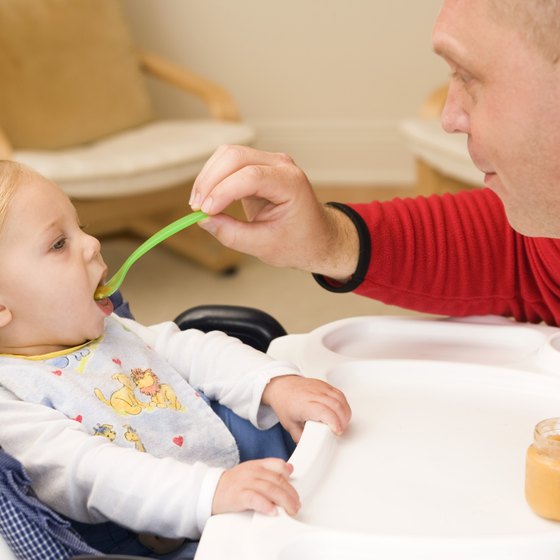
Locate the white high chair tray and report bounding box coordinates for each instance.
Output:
[196,315,560,560]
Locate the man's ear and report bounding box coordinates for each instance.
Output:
[0,304,13,328]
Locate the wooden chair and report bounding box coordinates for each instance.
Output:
[0,0,253,273]
[401,84,484,196]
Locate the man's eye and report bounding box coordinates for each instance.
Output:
[52,238,66,250]
[452,70,473,85]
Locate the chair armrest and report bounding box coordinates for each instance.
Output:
[139,50,240,122]
[0,126,13,159]
[174,305,287,353]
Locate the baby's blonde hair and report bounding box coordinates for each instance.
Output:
[489,0,560,63]
[0,161,27,232]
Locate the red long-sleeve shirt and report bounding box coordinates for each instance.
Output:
[318,188,560,326]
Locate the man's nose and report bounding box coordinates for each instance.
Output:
[440,84,470,134]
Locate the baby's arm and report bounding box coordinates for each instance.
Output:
[0,388,301,535]
[261,375,352,442]
[121,318,303,428]
[0,388,222,539]
[122,317,351,438]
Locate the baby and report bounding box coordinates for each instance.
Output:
[0,161,351,558]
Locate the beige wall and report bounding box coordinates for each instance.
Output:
[119,0,448,185]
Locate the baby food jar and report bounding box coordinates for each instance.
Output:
[525,417,560,520]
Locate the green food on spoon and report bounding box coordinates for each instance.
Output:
[94,210,208,300]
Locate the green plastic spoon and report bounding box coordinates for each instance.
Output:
[94,210,208,300]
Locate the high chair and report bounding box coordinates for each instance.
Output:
[0,292,287,560]
[0,0,254,273]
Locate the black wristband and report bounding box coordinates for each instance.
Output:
[312,202,371,293]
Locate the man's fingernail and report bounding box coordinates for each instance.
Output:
[201,196,213,214]
[190,191,201,208]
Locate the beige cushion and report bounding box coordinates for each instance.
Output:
[0,0,153,149]
[14,119,256,197]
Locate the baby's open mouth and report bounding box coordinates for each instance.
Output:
[95,295,114,316]
[95,278,113,315]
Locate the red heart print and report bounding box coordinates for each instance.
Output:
[172,436,184,447]
[73,415,83,423]
[112,358,122,366]
[52,370,62,376]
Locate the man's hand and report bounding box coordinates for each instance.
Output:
[190,145,359,279]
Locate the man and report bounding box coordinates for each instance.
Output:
[190,0,560,325]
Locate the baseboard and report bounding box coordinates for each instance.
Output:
[252,119,416,186]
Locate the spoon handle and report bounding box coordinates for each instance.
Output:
[95,210,208,299]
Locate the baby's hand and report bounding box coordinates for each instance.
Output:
[212,458,299,516]
[262,375,352,442]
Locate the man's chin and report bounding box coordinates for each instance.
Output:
[503,205,560,239]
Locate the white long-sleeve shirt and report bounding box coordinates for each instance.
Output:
[0,315,299,539]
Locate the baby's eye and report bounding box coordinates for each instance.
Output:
[51,237,66,251]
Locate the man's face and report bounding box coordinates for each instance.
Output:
[433,0,560,237]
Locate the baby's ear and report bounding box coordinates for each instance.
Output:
[0,304,13,328]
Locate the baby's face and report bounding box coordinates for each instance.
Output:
[0,173,110,355]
